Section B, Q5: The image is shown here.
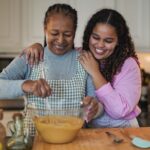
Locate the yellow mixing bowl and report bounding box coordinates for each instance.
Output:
[33,115,84,144]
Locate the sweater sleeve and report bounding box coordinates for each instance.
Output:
[0,55,30,98]
[95,58,141,119]
[86,75,96,97]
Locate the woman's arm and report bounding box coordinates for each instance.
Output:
[0,55,29,98]
[95,58,141,119]
[78,51,107,89]
[85,75,104,122]
[0,54,52,98]
[79,52,141,119]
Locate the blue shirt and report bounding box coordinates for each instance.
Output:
[0,47,95,99]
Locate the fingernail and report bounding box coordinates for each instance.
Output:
[87,104,92,111]
[83,109,89,123]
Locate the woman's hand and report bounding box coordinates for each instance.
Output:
[20,43,44,66]
[78,51,100,77]
[75,47,82,52]
[82,96,102,122]
[22,79,52,98]
[79,51,107,89]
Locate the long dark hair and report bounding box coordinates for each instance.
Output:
[82,8,139,82]
[43,3,78,47]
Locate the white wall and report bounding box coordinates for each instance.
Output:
[0,0,150,53]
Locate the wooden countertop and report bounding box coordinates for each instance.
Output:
[32,127,150,150]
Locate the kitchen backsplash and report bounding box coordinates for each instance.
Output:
[137,52,150,73]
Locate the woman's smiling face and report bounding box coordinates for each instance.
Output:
[44,13,75,55]
[89,23,118,60]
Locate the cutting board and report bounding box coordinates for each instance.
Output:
[32,128,150,150]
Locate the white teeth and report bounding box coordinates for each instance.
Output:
[96,48,103,53]
[55,45,64,49]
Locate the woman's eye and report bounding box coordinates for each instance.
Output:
[105,40,113,43]
[92,35,99,40]
[64,33,72,37]
[51,33,58,36]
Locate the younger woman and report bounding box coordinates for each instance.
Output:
[79,8,141,127]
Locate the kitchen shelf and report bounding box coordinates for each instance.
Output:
[0,98,24,110]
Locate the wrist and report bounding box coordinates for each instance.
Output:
[93,102,104,119]
[91,72,107,89]
[21,80,33,93]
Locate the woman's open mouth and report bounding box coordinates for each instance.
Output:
[95,48,107,55]
[55,45,65,50]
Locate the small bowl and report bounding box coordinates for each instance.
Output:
[33,115,83,144]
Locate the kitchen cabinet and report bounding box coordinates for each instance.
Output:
[0,0,149,53]
[21,0,116,48]
[115,0,150,52]
[0,0,21,53]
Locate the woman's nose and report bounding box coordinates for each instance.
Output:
[97,40,105,48]
[57,35,64,44]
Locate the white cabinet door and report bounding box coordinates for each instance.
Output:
[0,0,21,53]
[22,0,77,47]
[22,0,150,51]
[116,0,150,52]
[22,0,116,47]
[0,0,149,52]
[74,0,115,46]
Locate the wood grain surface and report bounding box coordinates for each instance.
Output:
[32,127,150,150]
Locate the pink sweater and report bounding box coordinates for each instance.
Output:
[95,57,141,120]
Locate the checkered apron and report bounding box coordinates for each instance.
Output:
[24,54,87,136]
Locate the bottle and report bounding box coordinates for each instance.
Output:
[6,113,26,150]
[0,109,6,150]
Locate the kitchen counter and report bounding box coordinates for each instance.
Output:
[0,126,150,149]
[32,127,150,150]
